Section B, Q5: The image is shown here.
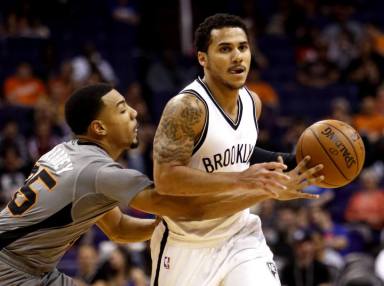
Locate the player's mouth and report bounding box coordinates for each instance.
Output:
[228,65,246,75]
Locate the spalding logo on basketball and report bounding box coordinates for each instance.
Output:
[296,120,365,188]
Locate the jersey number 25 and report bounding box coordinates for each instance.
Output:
[8,167,56,216]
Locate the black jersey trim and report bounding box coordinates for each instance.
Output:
[154,220,169,286]
[180,89,209,155]
[197,77,243,130]
[77,140,105,149]
[244,86,259,134]
[0,203,73,250]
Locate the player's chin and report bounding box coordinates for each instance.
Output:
[227,75,246,86]
[130,138,139,149]
[226,79,246,89]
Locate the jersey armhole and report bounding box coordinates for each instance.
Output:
[244,87,259,134]
[180,89,209,155]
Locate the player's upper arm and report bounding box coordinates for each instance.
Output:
[249,90,262,119]
[96,207,122,242]
[153,93,206,167]
[95,164,153,204]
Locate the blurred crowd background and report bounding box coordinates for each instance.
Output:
[0,0,383,285]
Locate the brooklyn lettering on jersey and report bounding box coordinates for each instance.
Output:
[202,143,254,173]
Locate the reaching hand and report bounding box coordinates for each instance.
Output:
[239,162,291,198]
[275,155,324,201]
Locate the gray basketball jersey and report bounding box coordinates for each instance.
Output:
[0,140,152,275]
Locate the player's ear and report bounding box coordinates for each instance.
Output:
[197,51,207,67]
[90,120,107,136]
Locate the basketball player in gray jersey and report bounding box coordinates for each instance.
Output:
[0,83,304,286]
[151,14,324,286]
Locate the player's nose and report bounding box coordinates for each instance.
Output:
[232,49,243,63]
[129,107,138,119]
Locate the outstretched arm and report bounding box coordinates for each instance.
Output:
[153,93,288,196]
[96,207,159,243]
[129,186,272,220]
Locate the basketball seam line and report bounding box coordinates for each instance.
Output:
[308,127,350,181]
[320,122,360,170]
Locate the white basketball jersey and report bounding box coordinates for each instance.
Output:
[164,77,260,243]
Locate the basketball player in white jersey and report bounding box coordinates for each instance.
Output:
[151,14,324,286]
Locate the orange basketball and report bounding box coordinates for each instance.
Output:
[296,120,365,188]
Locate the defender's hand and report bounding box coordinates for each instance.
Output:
[239,162,291,198]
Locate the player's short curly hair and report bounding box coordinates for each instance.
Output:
[194,13,250,53]
[65,83,113,135]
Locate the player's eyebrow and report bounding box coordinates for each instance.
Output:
[116,100,126,108]
[217,41,248,46]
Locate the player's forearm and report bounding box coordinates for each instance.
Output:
[112,216,158,243]
[155,164,243,196]
[130,187,271,220]
[188,190,271,219]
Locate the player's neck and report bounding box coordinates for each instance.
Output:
[77,135,122,160]
[202,75,239,114]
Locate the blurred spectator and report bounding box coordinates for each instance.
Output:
[345,168,384,231]
[346,39,382,98]
[271,204,299,266]
[48,61,75,120]
[3,13,50,39]
[328,97,353,125]
[3,62,47,107]
[27,121,61,161]
[0,119,29,164]
[282,118,307,153]
[146,50,186,94]
[125,82,152,123]
[92,245,147,286]
[75,244,98,285]
[280,229,332,286]
[321,3,363,70]
[0,145,28,207]
[353,96,384,144]
[111,0,140,25]
[266,0,290,36]
[295,26,323,65]
[48,61,74,102]
[297,41,340,88]
[71,43,118,86]
[247,68,279,109]
[121,82,155,174]
[310,206,349,257]
[376,85,384,116]
[366,23,384,57]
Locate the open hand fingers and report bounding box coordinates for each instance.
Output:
[294,155,312,174]
[298,175,325,190]
[296,191,320,199]
[297,163,324,182]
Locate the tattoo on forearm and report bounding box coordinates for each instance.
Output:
[154,95,204,164]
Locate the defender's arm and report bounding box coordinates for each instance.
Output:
[96,207,159,243]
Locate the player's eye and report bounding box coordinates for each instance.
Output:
[120,109,127,114]
[239,44,248,52]
[219,46,231,53]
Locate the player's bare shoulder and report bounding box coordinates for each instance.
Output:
[153,93,207,164]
